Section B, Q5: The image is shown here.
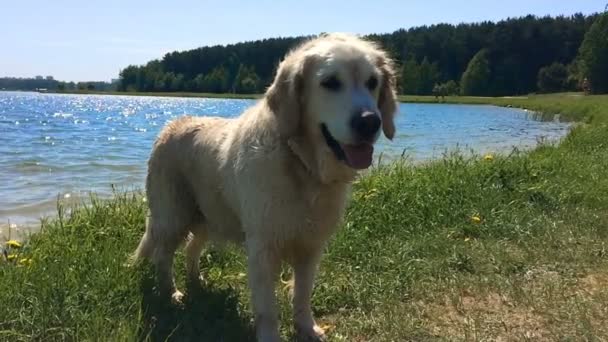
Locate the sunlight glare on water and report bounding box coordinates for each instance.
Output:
[0,91,570,228]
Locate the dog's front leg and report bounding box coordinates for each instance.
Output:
[246,238,281,342]
[292,248,326,341]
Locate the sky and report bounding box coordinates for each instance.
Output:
[1,0,605,82]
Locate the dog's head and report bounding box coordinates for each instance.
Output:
[266,33,397,176]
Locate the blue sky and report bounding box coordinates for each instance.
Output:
[1,0,605,82]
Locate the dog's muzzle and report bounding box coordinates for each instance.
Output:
[350,111,381,142]
[320,123,374,170]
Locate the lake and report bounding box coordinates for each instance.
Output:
[0,91,570,236]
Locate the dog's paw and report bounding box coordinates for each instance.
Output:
[170,290,185,305]
[295,324,326,342]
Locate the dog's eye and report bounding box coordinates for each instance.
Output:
[366,76,378,91]
[321,76,342,91]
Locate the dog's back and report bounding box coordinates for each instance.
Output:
[134,115,234,261]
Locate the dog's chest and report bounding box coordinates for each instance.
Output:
[290,182,351,237]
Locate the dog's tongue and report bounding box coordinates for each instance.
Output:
[342,144,374,169]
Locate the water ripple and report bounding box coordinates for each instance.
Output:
[0,91,570,226]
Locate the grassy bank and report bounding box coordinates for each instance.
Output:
[400,93,608,123]
[1,95,608,341]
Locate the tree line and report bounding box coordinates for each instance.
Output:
[0,77,116,92]
[118,12,607,95]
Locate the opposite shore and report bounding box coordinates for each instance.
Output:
[43,89,602,122]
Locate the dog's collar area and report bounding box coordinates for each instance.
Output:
[286,136,316,175]
[320,124,346,162]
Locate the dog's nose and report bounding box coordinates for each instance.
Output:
[351,111,381,141]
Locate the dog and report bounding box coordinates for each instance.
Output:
[133,33,398,341]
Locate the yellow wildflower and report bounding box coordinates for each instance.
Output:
[471,215,482,224]
[319,323,335,333]
[7,254,17,261]
[363,188,378,200]
[19,258,32,266]
[6,240,21,249]
[483,154,494,161]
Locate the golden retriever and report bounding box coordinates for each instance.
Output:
[133,33,398,341]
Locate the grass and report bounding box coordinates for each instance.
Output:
[399,93,608,123]
[1,94,608,341]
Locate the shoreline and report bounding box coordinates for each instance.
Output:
[1,138,566,237]
[39,89,554,103]
[41,89,592,121]
[41,90,262,99]
[1,92,603,239]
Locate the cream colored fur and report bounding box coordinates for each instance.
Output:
[133,33,398,342]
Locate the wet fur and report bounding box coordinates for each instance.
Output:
[133,33,398,342]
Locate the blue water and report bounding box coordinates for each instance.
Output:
[0,91,570,227]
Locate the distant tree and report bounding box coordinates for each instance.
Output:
[432,84,447,100]
[418,58,441,95]
[443,80,459,95]
[193,74,206,92]
[171,73,185,91]
[537,63,569,93]
[57,83,66,91]
[154,75,166,91]
[565,59,584,90]
[460,49,491,96]
[202,67,229,93]
[577,13,608,93]
[115,14,599,96]
[118,65,141,91]
[232,64,261,93]
[433,80,459,99]
[0,77,61,91]
[239,76,260,93]
[400,58,421,94]
[400,57,440,95]
[86,83,95,90]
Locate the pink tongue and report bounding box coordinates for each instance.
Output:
[342,144,374,169]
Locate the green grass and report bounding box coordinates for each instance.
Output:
[400,93,608,123]
[1,94,608,341]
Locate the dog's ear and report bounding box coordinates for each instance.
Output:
[377,55,398,140]
[265,53,314,138]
